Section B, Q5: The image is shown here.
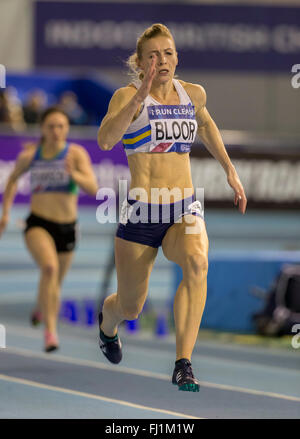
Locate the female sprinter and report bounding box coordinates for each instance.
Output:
[0,107,98,352]
[97,24,247,392]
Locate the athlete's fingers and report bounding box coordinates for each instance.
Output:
[149,56,157,75]
[235,193,247,214]
[148,55,157,71]
[0,219,7,237]
[234,192,240,205]
[138,57,156,100]
[145,56,156,82]
[65,154,75,175]
[240,195,247,214]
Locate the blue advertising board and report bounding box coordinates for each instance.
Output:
[173,252,300,332]
[34,1,300,72]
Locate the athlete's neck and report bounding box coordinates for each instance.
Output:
[41,140,66,158]
[150,79,178,104]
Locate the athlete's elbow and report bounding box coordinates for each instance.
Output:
[82,182,98,197]
[97,128,112,151]
[98,138,110,150]
[88,186,98,197]
[100,144,113,151]
[97,136,113,151]
[91,181,99,196]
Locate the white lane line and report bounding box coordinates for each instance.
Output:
[125,347,300,376]
[3,346,300,404]
[0,373,201,419]
[119,329,300,360]
[200,381,300,402]
[4,346,171,380]
[5,325,300,376]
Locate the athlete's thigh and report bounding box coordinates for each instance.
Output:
[24,227,58,269]
[57,252,74,284]
[162,215,209,267]
[115,236,158,303]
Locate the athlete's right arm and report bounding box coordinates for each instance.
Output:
[97,87,141,150]
[0,149,34,237]
[97,57,156,150]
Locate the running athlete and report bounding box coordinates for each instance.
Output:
[0,107,98,352]
[97,24,247,392]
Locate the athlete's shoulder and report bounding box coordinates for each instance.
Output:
[112,85,137,101]
[9,143,37,180]
[68,143,90,157]
[178,80,207,108]
[18,143,38,162]
[68,143,93,164]
[22,141,38,151]
[68,142,84,151]
[106,85,137,115]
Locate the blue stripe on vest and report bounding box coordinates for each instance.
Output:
[123,135,152,149]
[123,124,151,140]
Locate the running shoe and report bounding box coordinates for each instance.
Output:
[172,359,200,392]
[31,309,42,327]
[98,312,122,364]
[44,330,59,353]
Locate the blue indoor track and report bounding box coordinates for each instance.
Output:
[0,206,299,419]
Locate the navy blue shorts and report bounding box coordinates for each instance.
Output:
[116,196,203,248]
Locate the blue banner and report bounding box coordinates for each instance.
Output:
[34,1,300,72]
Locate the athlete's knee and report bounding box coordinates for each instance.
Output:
[183,252,208,278]
[118,299,144,321]
[41,262,59,278]
[122,309,140,321]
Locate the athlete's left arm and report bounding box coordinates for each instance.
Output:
[188,83,247,214]
[66,145,98,196]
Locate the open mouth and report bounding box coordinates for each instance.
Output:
[159,69,169,74]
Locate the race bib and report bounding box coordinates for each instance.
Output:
[147,105,197,150]
[31,161,70,192]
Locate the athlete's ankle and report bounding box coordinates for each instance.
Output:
[175,358,191,366]
[100,328,118,341]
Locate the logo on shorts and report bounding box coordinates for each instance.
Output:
[119,199,134,225]
[187,200,203,216]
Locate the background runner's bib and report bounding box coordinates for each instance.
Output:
[31,161,71,191]
[29,143,78,194]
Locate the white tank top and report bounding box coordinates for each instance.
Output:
[122,79,198,156]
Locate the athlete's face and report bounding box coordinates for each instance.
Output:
[139,36,178,83]
[41,112,69,143]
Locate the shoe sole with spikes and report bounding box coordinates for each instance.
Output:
[178,383,200,392]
